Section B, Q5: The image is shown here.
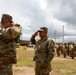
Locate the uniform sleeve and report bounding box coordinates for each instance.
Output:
[46,39,55,63]
[2,26,21,39]
[30,35,36,45]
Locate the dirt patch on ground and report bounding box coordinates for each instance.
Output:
[13,66,34,75]
[13,66,53,75]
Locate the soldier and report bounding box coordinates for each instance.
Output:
[0,14,21,75]
[30,27,54,75]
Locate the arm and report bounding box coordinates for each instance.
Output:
[2,25,21,39]
[30,35,36,45]
[43,38,55,68]
[46,38,55,63]
[30,31,38,45]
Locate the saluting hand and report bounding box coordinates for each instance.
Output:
[33,31,38,37]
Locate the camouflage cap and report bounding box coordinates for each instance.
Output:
[38,27,48,32]
[1,14,13,23]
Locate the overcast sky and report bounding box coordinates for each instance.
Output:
[0,0,76,43]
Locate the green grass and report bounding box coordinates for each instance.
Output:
[51,60,76,75]
[16,49,76,75]
[16,49,35,67]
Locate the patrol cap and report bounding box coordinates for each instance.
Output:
[1,14,13,23]
[38,27,48,33]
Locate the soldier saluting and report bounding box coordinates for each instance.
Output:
[31,27,55,75]
[0,14,21,75]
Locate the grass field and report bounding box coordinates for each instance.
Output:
[16,49,76,75]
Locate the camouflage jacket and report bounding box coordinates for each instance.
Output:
[31,36,55,64]
[0,25,21,64]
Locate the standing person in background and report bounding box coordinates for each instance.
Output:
[0,14,21,75]
[30,27,55,75]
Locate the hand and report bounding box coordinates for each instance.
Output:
[14,24,21,27]
[43,63,49,69]
[33,31,38,37]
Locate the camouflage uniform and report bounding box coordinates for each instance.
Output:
[31,35,54,75]
[0,14,21,75]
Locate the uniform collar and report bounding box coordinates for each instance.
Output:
[40,36,48,41]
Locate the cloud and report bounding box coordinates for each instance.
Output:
[49,0,76,27]
[0,0,76,43]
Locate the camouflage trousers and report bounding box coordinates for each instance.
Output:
[35,61,52,75]
[0,63,13,75]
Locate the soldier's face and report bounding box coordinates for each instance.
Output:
[39,31,47,38]
[3,20,13,27]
